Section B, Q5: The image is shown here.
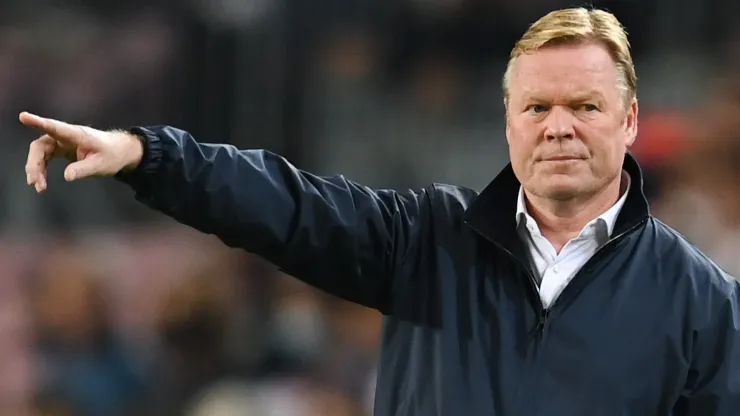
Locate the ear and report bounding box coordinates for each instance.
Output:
[504,98,512,146]
[624,98,639,148]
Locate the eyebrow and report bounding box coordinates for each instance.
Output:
[571,92,606,102]
[522,91,606,103]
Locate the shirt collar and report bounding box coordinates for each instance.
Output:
[515,171,631,239]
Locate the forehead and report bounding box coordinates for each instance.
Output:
[510,43,620,100]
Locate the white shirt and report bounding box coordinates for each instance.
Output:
[516,173,630,309]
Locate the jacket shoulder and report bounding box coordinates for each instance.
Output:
[428,183,480,214]
[651,218,738,294]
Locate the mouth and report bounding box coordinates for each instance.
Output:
[540,156,585,162]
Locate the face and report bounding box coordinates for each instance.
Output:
[505,42,638,201]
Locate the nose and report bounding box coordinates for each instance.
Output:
[543,107,575,141]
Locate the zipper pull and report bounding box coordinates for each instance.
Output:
[527,309,550,342]
[535,309,550,333]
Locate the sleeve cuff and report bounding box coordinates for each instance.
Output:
[115,126,164,187]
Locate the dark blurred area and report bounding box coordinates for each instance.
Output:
[0,0,738,414]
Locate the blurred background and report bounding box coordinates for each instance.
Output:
[0,0,738,415]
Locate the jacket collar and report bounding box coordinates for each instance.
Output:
[463,153,650,251]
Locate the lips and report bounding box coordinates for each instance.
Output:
[541,155,584,161]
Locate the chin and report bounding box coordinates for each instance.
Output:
[536,174,584,200]
[543,187,581,201]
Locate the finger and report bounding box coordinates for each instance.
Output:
[64,156,104,182]
[19,112,85,146]
[26,135,55,188]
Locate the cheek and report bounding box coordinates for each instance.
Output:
[583,123,627,154]
[508,140,534,170]
[584,136,628,175]
[507,126,537,155]
[507,139,536,182]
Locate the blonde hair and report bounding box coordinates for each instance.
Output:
[503,8,637,105]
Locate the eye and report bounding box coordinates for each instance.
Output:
[528,104,548,114]
[582,104,599,112]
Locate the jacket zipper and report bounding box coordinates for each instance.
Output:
[468,217,647,336]
[466,217,647,414]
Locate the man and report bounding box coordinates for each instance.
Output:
[21,7,740,416]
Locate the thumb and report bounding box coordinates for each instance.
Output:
[64,156,104,182]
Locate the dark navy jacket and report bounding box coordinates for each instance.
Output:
[119,126,740,416]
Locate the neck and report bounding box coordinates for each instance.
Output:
[525,175,623,251]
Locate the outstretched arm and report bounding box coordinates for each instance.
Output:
[116,126,430,311]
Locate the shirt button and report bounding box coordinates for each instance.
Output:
[552,265,560,273]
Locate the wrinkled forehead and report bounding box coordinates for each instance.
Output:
[509,44,622,102]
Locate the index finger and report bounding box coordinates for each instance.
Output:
[19,112,83,145]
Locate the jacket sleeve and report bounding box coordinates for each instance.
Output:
[116,126,430,311]
[674,278,740,415]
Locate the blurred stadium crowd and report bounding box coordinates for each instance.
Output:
[0,0,739,415]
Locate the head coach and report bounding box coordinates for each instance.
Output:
[21,7,740,416]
